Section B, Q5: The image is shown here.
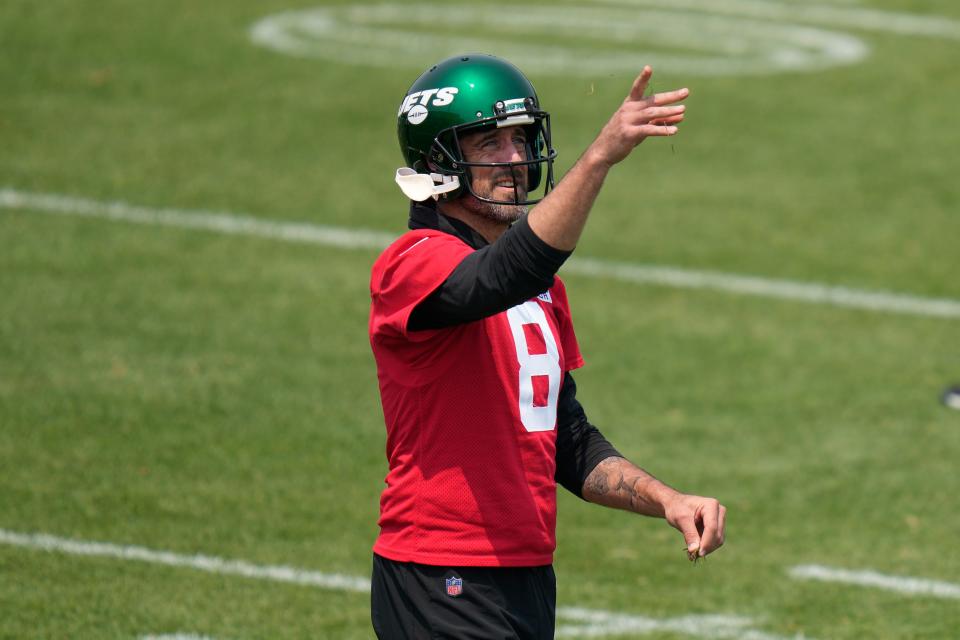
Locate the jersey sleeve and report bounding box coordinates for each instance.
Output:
[549,276,584,372]
[370,231,473,343]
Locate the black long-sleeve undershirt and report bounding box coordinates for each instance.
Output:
[554,372,622,499]
[408,211,570,330]
[405,203,621,498]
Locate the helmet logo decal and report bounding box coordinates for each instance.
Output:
[407,104,428,125]
[495,97,535,128]
[501,98,526,114]
[398,86,459,117]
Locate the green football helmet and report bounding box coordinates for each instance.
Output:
[396,53,557,205]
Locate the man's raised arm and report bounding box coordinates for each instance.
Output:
[528,66,689,251]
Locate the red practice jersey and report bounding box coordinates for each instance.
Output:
[369,229,583,567]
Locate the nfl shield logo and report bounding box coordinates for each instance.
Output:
[445,576,463,597]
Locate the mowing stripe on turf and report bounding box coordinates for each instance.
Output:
[789,564,960,599]
[2,187,959,320]
[0,528,808,639]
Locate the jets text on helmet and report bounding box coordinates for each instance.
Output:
[398,87,459,117]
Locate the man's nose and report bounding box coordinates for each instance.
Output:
[507,143,529,169]
[494,144,524,164]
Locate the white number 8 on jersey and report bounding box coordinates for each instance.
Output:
[506,300,562,432]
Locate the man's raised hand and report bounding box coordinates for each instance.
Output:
[588,65,689,168]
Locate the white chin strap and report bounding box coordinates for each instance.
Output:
[395,168,460,201]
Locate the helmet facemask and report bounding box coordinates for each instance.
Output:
[425,109,556,207]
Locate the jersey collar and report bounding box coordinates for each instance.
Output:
[408,202,489,250]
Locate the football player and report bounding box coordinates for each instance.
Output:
[370,53,725,639]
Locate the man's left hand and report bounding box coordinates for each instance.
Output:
[663,494,726,560]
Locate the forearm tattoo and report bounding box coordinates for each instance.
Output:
[583,462,610,497]
[582,456,663,516]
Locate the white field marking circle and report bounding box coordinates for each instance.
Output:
[140,635,221,640]
[3,186,960,320]
[0,528,809,640]
[249,3,868,77]
[589,0,960,41]
[790,565,960,599]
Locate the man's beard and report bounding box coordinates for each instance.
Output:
[460,173,529,223]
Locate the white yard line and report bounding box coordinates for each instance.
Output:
[0,528,371,593]
[555,608,809,639]
[789,564,960,599]
[563,258,960,319]
[0,528,808,639]
[2,187,959,319]
[0,188,395,251]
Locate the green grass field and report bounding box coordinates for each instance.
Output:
[2,1,959,638]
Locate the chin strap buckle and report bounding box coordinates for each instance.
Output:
[395,168,460,201]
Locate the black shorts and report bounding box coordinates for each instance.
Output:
[371,553,556,640]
